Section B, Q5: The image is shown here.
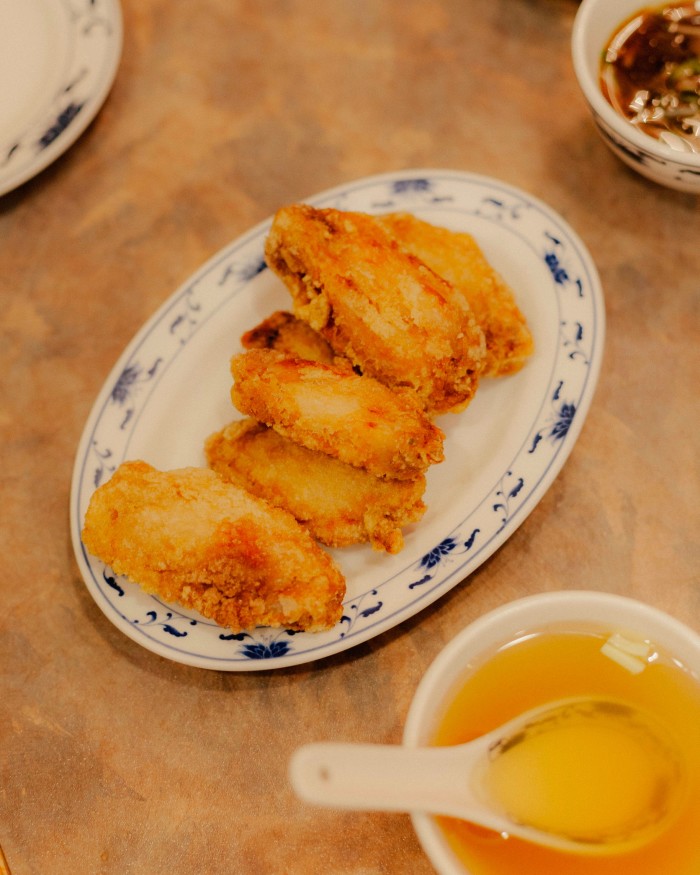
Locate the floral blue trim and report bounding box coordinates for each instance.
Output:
[239,640,292,659]
[421,537,459,570]
[103,569,124,597]
[561,320,588,363]
[111,358,163,406]
[38,102,85,150]
[219,257,267,287]
[592,114,700,191]
[219,628,299,659]
[493,472,525,530]
[340,590,384,637]
[91,441,116,488]
[409,528,481,590]
[132,609,196,638]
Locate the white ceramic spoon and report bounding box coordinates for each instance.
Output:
[289,696,683,856]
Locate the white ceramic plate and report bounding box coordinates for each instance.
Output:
[0,0,122,197]
[70,169,605,671]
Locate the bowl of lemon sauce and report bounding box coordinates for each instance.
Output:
[404,591,700,875]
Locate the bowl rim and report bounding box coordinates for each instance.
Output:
[405,590,700,743]
[571,0,700,169]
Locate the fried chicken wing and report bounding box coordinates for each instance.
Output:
[241,310,340,366]
[230,349,444,480]
[81,461,345,632]
[377,212,534,377]
[205,418,427,554]
[264,204,486,414]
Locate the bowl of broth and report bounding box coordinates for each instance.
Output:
[403,590,700,875]
[572,0,700,193]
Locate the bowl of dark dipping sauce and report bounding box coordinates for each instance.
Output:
[572,0,700,193]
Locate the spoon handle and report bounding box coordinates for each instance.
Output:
[289,741,486,821]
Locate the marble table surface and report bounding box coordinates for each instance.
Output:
[1,1,698,873]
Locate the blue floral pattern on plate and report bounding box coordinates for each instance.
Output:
[70,169,605,671]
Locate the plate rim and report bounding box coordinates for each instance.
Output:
[0,0,123,197]
[70,167,606,671]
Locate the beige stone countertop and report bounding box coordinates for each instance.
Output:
[1,1,698,873]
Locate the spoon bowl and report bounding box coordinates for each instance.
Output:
[289,695,684,856]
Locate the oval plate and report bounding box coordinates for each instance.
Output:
[70,169,605,670]
[0,0,123,197]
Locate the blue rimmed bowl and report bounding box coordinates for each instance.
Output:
[572,0,700,194]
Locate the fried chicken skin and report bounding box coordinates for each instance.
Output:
[241,310,341,366]
[81,461,345,632]
[377,212,534,377]
[230,349,445,480]
[205,418,427,554]
[264,205,486,415]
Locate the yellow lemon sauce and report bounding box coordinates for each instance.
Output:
[431,629,700,874]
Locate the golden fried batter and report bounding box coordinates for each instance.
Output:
[377,212,534,376]
[205,418,427,554]
[81,461,345,632]
[241,310,339,366]
[264,204,486,414]
[230,349,444,480]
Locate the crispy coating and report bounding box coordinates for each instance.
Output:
[241,310,339,366]
[264,204,486,415]
[230,348,445,480]
[81,461,345,632]
[377,212,534,377]
[206,418,427,554]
